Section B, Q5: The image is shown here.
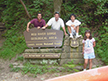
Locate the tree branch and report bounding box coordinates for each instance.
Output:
[19,0,31,19]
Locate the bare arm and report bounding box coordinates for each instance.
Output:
[26,22,31,32]
[67,26,71,33]
[83,43,84,54]
[62,27,67,35]
[93,41,96,47]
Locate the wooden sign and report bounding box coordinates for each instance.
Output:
[23,53,61,59]
[24,28,63,47]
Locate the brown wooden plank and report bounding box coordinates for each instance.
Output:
[23,53,61,59]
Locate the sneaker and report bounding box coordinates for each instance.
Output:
[83,69,86,71]
[76,35,81,38]
[70,35,73,38]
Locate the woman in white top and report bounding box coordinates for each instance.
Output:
[66,14,81,38]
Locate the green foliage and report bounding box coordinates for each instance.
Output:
[63,60,76,68]
[15,56,24,61]
[0,32,27,59]
[73,69,79,72]
[61,0,108,26]
[79,26,89,37]
[0,0,108,65]
[27,0,53,22]
[10,67,21,72]
[10,62,81,77]
[94,21,108,64]
[1,0,26,28]
[9,64,13,68]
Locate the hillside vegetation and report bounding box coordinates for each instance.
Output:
[0,0,108,64]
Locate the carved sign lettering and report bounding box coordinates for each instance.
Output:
[23,53,61,58]
[24,28,63,47]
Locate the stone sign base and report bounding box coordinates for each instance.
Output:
[60,35,84,65]
[23,35,84,65]
[23,48,62,64]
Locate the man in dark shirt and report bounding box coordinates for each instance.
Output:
[26,13,46,32]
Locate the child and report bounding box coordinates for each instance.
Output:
[82,30,96,71]
[66,14,81,38]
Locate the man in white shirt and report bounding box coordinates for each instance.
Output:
[42,12,67,35]
[66,14,81,38]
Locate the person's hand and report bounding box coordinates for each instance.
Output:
[73,26,76,30]
[65,32,68,36]
[26,28,29,32]
[71,24,76,30]
[71,24,75,27]
[42,27,46,30]
[37,26,40,29]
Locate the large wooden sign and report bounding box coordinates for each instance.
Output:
[24,28,63,47]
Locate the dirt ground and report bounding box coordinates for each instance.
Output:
[0,58,72,81]
[0,54,104,81]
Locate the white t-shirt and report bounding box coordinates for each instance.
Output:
[66,19,81,34]
[47,17,65,30]
[66,19,81,27]
[82,38,95,54]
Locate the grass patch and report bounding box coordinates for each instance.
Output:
[0,35,28,60]
[15,56,24,61]
[9,61,83,77]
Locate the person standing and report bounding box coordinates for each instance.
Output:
[66,14,81,38]
[82,30,96,71]
[26,13,46,32]
[42,12,67,35]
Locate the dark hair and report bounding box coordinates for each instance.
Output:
[37,13,42,16]
[54,12,60,16]
[84,30,92,40]
[70,14,76,20]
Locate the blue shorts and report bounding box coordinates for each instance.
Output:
[84,53,95,59]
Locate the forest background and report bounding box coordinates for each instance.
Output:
[0,0,108,64]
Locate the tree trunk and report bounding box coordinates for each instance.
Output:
[54,0,62,13]
[19,0,31,19]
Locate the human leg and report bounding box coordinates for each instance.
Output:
[67,26,73,38]
[88,53,95,69]
[76,26,79,33]
[75,26,81,38]
[89,59,92,69]
[84,59,88,69]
